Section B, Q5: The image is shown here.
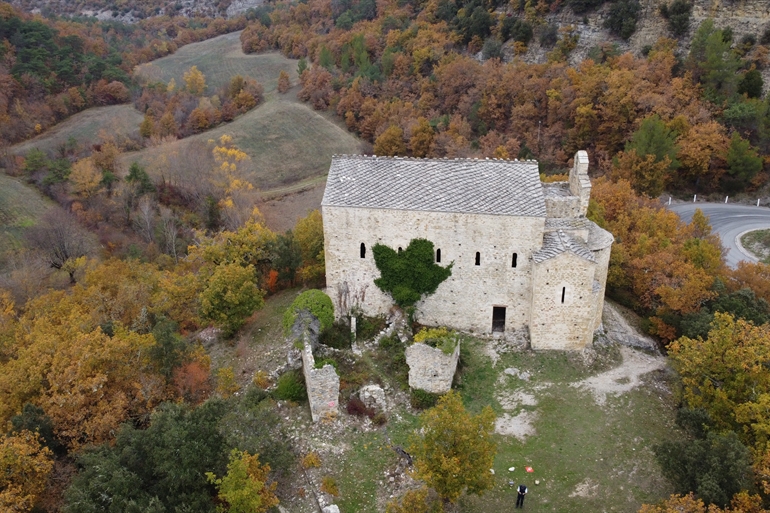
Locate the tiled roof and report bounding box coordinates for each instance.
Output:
[542,182,571,197]
[545,218,614,251]
[322,155,546,217]
[533,230,596,263]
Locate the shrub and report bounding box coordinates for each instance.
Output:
[568,0,604,14]
[252,370,270,389]
[762,26,770,45]
[411,389,441,409]
[372,412,388,426]
[301,451,321,469]
[501,17,533,44]
[314,357,339,371]
[283,290,334,335]
[414,327,458,355]
[482,38,502,60]
[660,0,692,38]
[539,24,558,47]
[346,396,375,417]
[604,0,640,40]
[319,321,352,349]
[377,334,409,389]
[357,315,386,341]
[321,476,339,496]
[274,370,306,402]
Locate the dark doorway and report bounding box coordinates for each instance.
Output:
[492,306,506,332]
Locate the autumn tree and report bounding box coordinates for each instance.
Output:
[294,209,325,285]
[386,487,442,513]
[184,65,207,96]
[409,390,496,504]
[206,449,279,513]
[410,118,434,158]
[639,492,768,513]
[277,70,291,93]
[200,263,264,337]
[0,431,54,513]
[68,158,103,200]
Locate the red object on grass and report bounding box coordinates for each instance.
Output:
[525,466,534,473]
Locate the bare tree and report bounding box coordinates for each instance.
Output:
[134,196,156,243]
[26,208,95,283]
[159,206,180,262]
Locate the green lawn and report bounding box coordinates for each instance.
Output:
[0,174,53,261]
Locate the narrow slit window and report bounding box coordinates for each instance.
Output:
[561,287,566,303]
[512,253,518,268]
[436,248,441,263]
[475,252,480,266]
[360,243,366,259]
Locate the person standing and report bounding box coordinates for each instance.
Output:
[516,483,528,508]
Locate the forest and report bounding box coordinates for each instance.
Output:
[4,0,770,510]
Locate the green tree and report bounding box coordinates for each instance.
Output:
[318,46,334,70]
[200,263,264,337]
[282,289,334,335]
[297,57,308,75]
[603,0,641,40]
[687,19,741,104]
[626,114,680,170]
[274,231,302,284]
[373,239,453,307]
[738,69,763,99]
[724,132,763,191]
[206,449,279,513]
[409,390,496,504]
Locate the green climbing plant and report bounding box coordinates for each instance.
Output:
[372,239,452,307]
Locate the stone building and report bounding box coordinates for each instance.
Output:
[321,151,613,350]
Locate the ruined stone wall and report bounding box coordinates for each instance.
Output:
[590,244,612,333]
[299,336,340,422]
[405,341,460,394]
[323,206,545,334]
[568,151,591,217]
[530,251,598,350]
[544,196,582,218]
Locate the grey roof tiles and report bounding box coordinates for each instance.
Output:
[533,230,597,263]
[322,155,546,217]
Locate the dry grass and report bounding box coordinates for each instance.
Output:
[10,105,143,157]
[134,31,298,94]
[0,174,53,261]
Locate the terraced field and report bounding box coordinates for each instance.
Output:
[134,31,298,94]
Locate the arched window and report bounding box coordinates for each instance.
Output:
[360,243,366,259]
[475,252,480,266]
[398,247,403,254]
[512,253,518,268]
[436,248,441,263]
[561,287,566,303]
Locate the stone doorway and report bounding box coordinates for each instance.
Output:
[492,306,506,332]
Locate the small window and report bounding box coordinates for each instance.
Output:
[398,247,403,254]
[360,243,366,259]
[512,253,518,268]
[436,248,441,263]
[561,287,566,303]
[475,252,480,266]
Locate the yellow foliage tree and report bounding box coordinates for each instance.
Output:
[0,431,53,513]
[410,117,434,158]
[69,158,103,199]
[374,125,407,156]
[184,65,207,96]
[277,70,291,93]
[206,449,279,513]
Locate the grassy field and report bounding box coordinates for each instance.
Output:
[120,98,362,190]
[10,105,143,157]
[216,289,680,513]
[0,174,53,258]
[135,31,298,94]
[740,229,770,262]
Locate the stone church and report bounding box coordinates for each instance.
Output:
[321,151,613,350]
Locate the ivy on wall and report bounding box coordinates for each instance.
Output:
[372,239,452,307]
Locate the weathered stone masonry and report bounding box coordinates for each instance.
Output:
[322,151,613,351]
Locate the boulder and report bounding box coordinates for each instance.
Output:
[359,384,387,412]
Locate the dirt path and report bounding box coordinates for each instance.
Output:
[571,346,667,405]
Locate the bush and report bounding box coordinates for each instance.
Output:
[346,396,375,417]
[320,320,352,349]
[321,476,339,496]
[414,327,458,355]
[357,315,386,341]
[411,389,441,409]
[301,451,321,469]
[604,0,640,40]
[315,357,339,370]
[376,333,409,389]
[501,17,533,44]
[762,26,770,45]
[372,412,388,426]
[539,24,558,47]
[660,0,692,38]
[568,0,604,14]
[274,370,306,402]
[283,289,334,335]
[482,38,502,60]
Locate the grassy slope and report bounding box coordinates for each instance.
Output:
[0,174,53,256]
[134,31,295,94]
[10,105,143,157]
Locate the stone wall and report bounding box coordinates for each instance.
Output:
[530,251,599,350]
[568,150,591,217]
[405,340,461,394]
[300,342,340,422]
[323,206,546,334]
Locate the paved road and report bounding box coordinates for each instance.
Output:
[668,203,770,268]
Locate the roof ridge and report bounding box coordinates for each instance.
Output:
[330,154,536,163]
